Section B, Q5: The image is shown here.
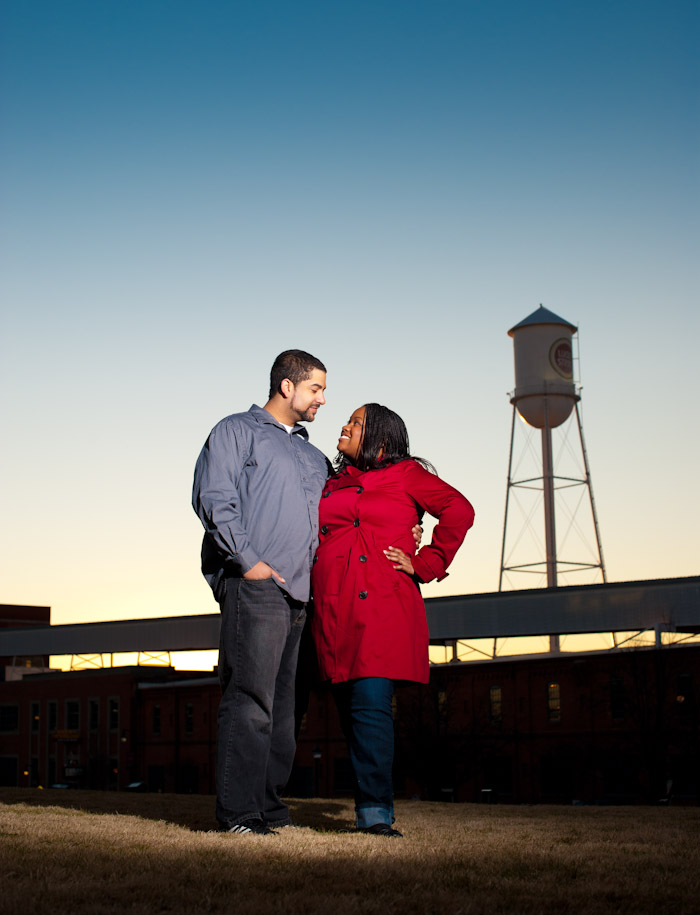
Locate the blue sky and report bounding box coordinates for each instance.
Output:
[1,0,698,627]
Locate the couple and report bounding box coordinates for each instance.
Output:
[192,350,474,837]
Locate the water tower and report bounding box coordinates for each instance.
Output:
[499,305,606,650]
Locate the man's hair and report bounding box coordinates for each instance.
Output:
[333,403,436,474]
[269,350,327,398]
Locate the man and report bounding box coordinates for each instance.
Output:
[192,350,330,835]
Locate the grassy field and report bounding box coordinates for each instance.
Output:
[1,789,699,914]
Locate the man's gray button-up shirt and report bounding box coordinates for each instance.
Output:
[192,404,330,603]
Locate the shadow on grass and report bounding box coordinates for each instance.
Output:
[0,787,352,833]
[5,791,700,915]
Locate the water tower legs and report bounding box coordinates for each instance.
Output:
[574,402,607,586]
[542,425,560,653]
[542,425,557,590]
[499,403,607,651]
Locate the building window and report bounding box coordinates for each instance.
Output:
[547,683,561,722]
[437,689,448,721]
[184,702,194,735]
[0,705,19,732]
[66,700,80,731]
[677,674,693,713]
[48,701,57,732]
[610,676,625,720]
[109,699,119,731]
[89,699,99,731]
[31,702,40,732]
[489,686,503,724]
[152,704,161,735]
[0,757,18,786]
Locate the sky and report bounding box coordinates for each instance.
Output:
[1,0,698,633]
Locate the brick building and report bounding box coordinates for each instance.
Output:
[297,644,700,805]
[3,644,697,805]
[0,665,215,791]
[1,580,698,804]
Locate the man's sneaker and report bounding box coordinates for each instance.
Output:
[227,817,278,836]
[269,822,299,830]
[358,823,403,838]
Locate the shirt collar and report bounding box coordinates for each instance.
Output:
[248,404,309,439]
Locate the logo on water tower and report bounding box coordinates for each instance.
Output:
[549,338,573,379]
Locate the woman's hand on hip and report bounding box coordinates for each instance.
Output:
[384,546,415,576]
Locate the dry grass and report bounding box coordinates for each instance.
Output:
[1,789,699,915]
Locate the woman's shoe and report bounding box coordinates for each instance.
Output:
[358,823,403,837]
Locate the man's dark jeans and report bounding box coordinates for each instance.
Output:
[216,577,306,828]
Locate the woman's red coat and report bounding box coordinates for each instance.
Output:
[310,460,475,685]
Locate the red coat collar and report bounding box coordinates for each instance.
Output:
[329,462,409,491]
[328,466,366,491]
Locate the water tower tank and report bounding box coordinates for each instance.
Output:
[508,305,579,428]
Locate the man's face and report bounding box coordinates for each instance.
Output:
[290,369,327,422]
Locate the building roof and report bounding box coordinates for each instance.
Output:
[0,604,51,628]
[426,575,700,641]
[1,577,698,657]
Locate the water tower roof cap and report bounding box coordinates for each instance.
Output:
[508,305,577,337]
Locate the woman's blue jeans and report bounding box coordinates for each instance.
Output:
[333,677,395,828]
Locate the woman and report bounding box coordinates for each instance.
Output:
[311,403,475,837]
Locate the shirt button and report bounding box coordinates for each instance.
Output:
[356,486,364,493]
[359,555,367,562]
[358,591,368,599]
[353,519,360,527]
[322,491,331,498]
[321,525,328,534]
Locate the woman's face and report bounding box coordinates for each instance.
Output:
[337,406,366,463]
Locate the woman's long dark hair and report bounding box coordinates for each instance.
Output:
[333,403,436,474]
